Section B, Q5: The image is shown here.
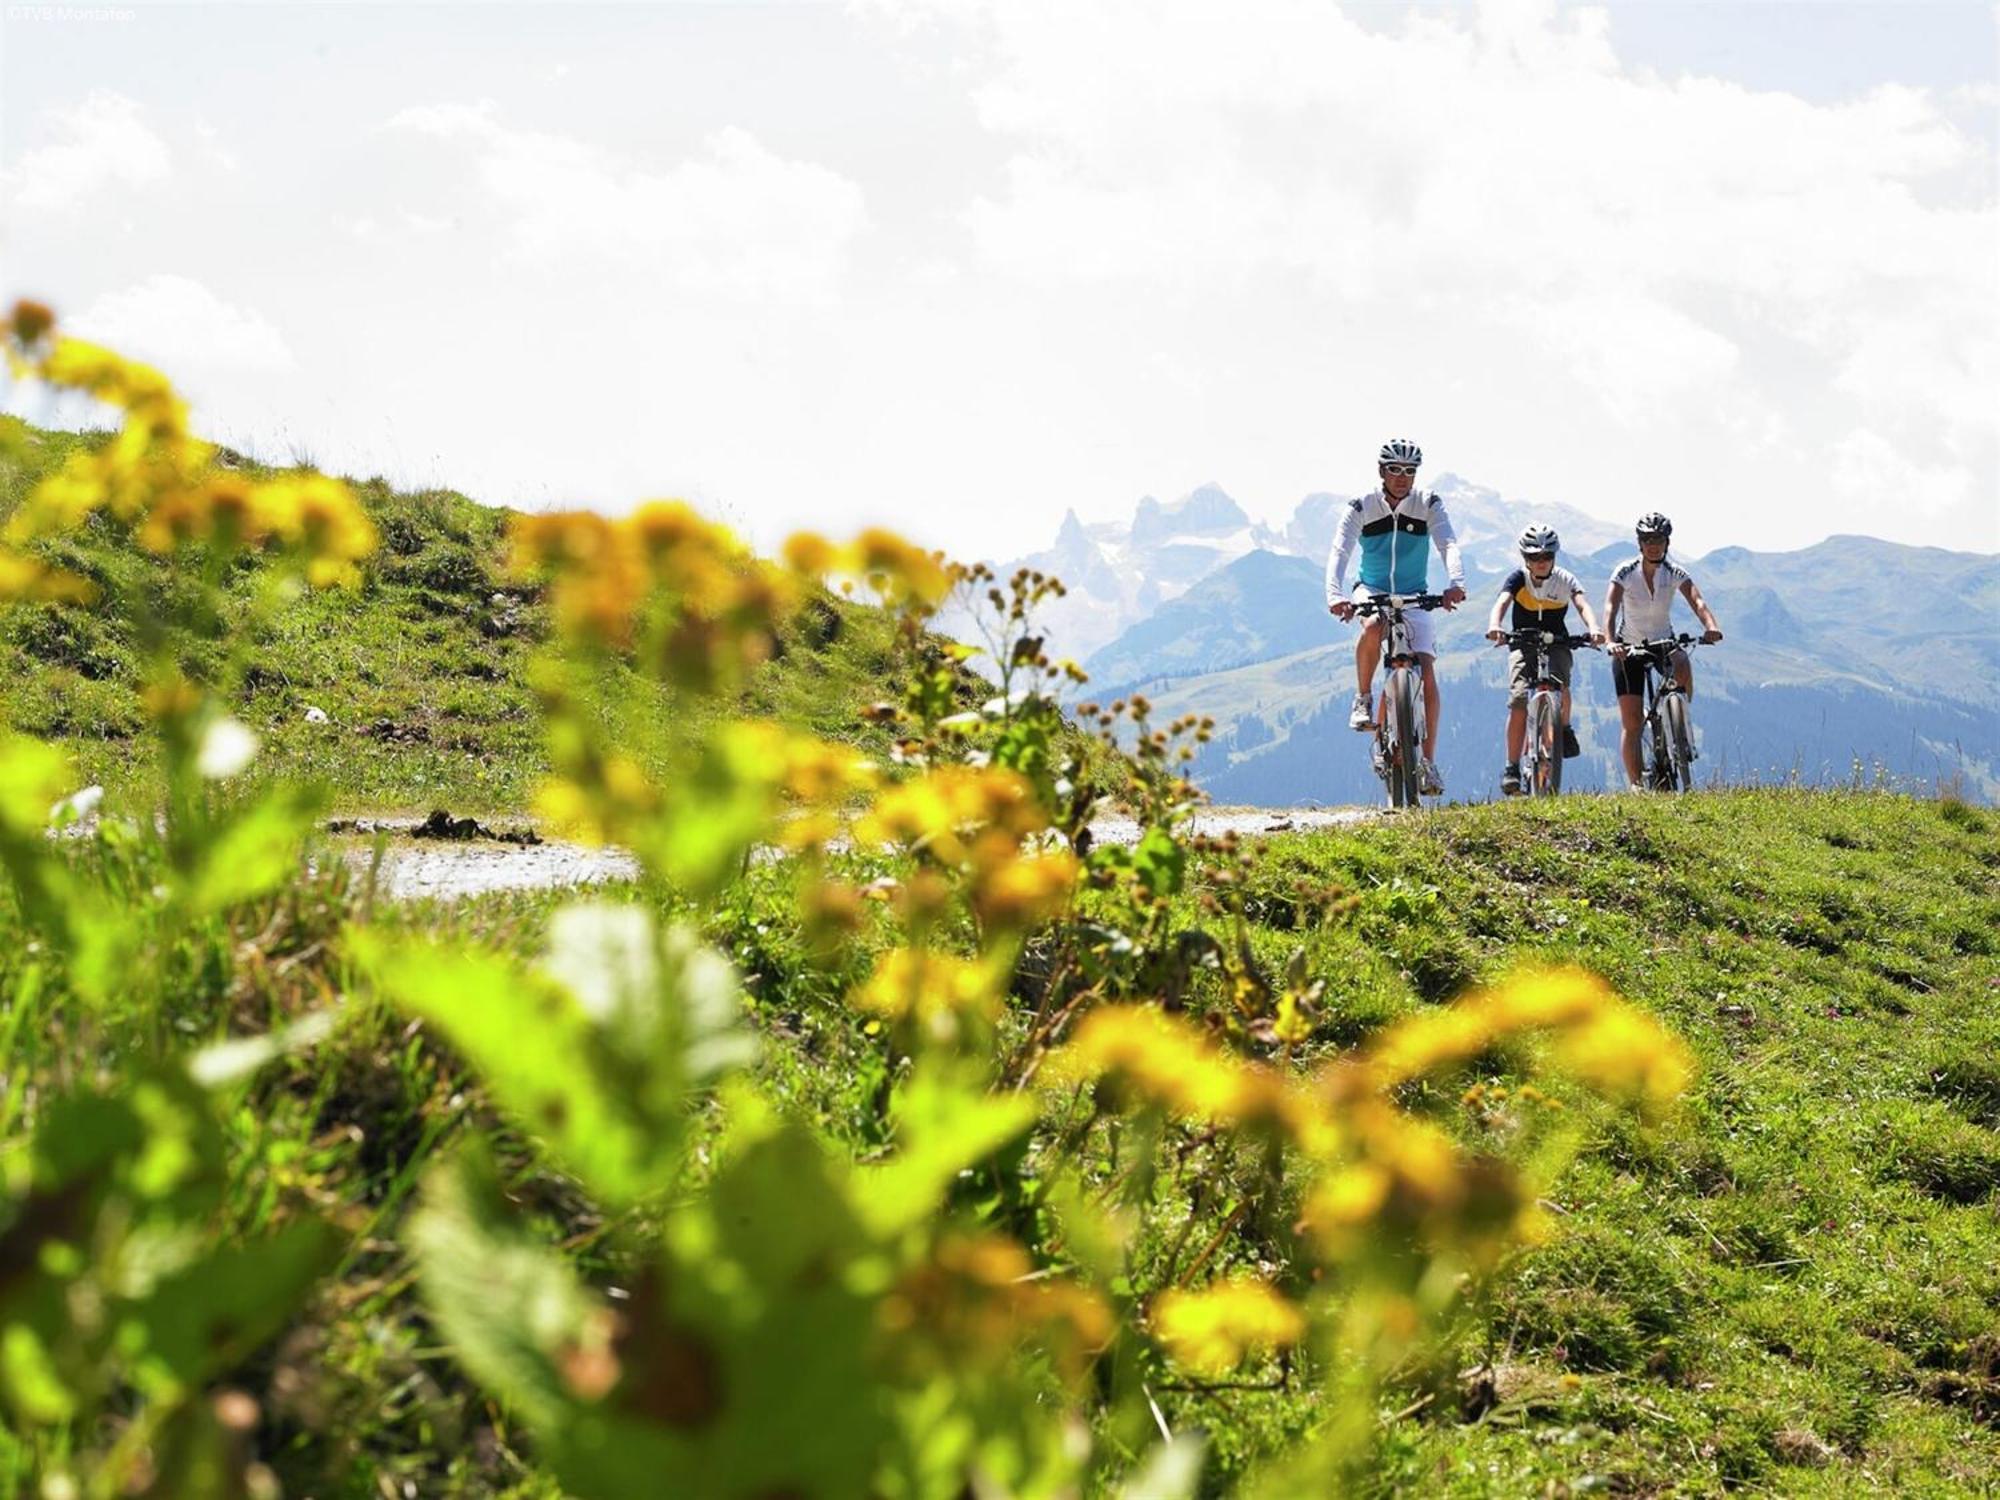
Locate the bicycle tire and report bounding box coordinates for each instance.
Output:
[1646,703,1672,791]
[1524,691,1563,797]
[1660,692,1695,792]
[1387,671,1423,808]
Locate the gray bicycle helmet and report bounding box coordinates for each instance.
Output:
[1517,524,1559,555]
[1378,438,1423,469]
[1635,510,1672,537]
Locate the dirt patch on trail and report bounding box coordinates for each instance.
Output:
[330,809,632,902]
[334,803,1376,904]
[1086,805,1376,847]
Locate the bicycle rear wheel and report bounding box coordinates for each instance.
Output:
[1660,692,1695,792]
[1386,672,1423,808]
[1523,691,1563,797]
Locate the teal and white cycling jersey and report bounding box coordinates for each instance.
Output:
[1323,489,1465,604]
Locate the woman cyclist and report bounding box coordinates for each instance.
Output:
[1603,511,1724,792]
[1485,525,1604,795]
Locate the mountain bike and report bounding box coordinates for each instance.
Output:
[1498,628,1599,797]
[1619,635,1708,792]
[1351,593,1445,810]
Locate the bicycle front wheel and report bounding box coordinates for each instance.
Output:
[1524,691,1564,797]
[1387,672,1423,808]
[1660,692,1696,792]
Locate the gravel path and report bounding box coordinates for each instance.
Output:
[340,804,1378,903]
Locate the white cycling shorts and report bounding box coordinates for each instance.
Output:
[1347,584,1437,658]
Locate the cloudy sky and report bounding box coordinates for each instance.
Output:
[2,0,1995,564]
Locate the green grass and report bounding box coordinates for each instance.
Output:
[1176,790,2000,1494]
[8,420,2000,1495]
[0,423,913,814]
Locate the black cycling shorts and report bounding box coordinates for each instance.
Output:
[1612,647,1685,699]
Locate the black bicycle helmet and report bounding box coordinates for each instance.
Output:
[1635,510,1672,538]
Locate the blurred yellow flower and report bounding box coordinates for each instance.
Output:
[856,765,1047,866]
[0,547,96,605]
[971,848,1077,930]
[1045,1005,1281,1127]
[1358,968,1692,1115]
[852,947,1004,1030]
[1152,1279,1305,1377]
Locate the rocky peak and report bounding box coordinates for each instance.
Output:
[1129,483,1249,545]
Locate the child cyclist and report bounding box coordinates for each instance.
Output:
[1485,525,1604,795]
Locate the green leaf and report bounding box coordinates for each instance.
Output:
[655,723,784,898]
[123,1217,341,1398]
[857,1068,1040,1239]
[568,1124,889,1500]
[1116,1434,1208,1499]
[354,930,671,1208]
[0,733,70,835]
[188,781,325,912]
[0,1072,229,1429]
[1130,826,1187,900]
[409,1147,606,1432]
[358,911,753,1210]
[706,1121,873,1289]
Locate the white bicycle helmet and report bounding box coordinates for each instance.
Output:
[1635,510,1672,537]
[1378,438,1423,469]
[1517,524,1559,555]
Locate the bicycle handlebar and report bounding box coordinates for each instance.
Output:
[1620,634,1708,654]
[1494,629,1600,649]
[1350,592,1448,617]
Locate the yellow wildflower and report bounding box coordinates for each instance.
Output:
[856,765,1048,866]
[851,528,952,609]
[1045,1006,1281,1126]
[878,1233,1110,1382]
[0,547,96,605]
[972,848,1077,930]
[852,948,1004,1031]
[781,530,840,578]
[1151,1279,1305,1377]
[1357,968,1692,1114]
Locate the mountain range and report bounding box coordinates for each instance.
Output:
[947,482,1999,804]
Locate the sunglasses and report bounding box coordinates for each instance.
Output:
[1523,551,1554,563]
[1381,463,1418,477]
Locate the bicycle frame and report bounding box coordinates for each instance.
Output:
[1501,628,1596,797]
[1625,636,1704,791]
[1352,593,1444,809]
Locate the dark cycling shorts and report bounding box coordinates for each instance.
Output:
[1612,647,1686,699]
[1507,644,1571,708]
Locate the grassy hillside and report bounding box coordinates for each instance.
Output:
[1205,789,2000,1492]
[6,395,1997,1494]
[0,421,913,812]
[11,782,1991,1495]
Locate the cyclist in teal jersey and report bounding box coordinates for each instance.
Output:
[1325,438,1467,795]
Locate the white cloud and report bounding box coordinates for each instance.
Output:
[1502,291,1740,425]
[2,91,171,212]
[74,276,296,375]
[883,0,1997,547]
[385,102,869,300]
[1830,426,1972,513]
